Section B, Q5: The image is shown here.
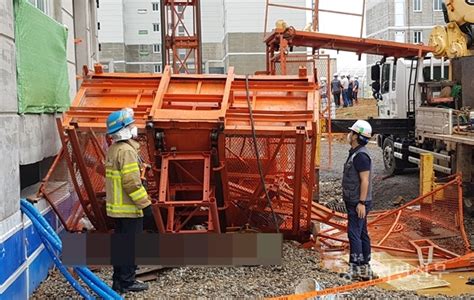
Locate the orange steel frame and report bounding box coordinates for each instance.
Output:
[57,65,319,240]
[161,0,202,74]
[265,28,434,76]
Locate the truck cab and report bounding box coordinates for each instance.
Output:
[371,57,449,120]
[371,56,450,174]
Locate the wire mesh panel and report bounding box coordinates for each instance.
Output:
[368,177,471,257]
[316,176,470,258]
[41,129,156,232]
[224,134,314,238]
[314,55,333,170]
[274,55,316,76]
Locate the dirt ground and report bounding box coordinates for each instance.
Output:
[336,98,379,120]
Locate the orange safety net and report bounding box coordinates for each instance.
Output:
[224,135,314,238]
[317,175,471,257]
[40,126,156,232]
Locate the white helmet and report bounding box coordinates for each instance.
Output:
[320,76,327,81]
[349,120,372,138]
[333,73,338,77]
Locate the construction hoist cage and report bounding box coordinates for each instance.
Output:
[45,65,320,241]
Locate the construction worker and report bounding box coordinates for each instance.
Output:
[105,108,152,293]
[331,73,342,108]
[347,75,353,107]
[340,120,377,281]
[352,76,360,105]
[319,76,329,117]
[340,74,350,107]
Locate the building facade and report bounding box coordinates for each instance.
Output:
[98,0,307,75]
[98,0,162,73]
[366,0,445,69]
[0,0,98,298]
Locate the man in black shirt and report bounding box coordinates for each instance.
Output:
[340,120,377,281]
[331,73,342,108]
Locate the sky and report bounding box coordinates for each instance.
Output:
[308,0,368,78]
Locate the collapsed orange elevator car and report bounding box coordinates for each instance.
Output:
[41,65,320,241]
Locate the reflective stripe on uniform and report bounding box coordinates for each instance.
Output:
[122,162,140,175]
[129,186,148,201]
[106,203,143,215]
[106,169,121,178]
[113,177,118,205]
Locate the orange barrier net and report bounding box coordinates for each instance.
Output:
[225,135,315,238]
[315,175,471,258]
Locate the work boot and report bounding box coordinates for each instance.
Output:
[112,281,123,293]
[339,265,360,281]
[357,264,378,281]
[122,280,149,292]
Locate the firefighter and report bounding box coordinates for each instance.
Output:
[340,120,377,281]
[105,108,152,293]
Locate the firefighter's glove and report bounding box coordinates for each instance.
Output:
[143,205,153,218]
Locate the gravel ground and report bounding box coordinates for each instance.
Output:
[32,140,473,299]
[33,241,422,299]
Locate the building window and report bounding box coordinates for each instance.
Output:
[177,5,184,13]
[29,0,50,15]
[153,44,161,53]
[153,23,160,32]
[413,0,422,11]
[179,49,186,60]
[178,25,185,36]
[414,31,423,43]
[139,45,150,57]
[137,8,147,14]
[433,0,442,11]
[154,64,162,73]
[152,2,159,11]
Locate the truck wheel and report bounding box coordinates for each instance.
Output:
[383,138,404,175]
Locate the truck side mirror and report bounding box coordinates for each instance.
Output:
[371,65,380,81]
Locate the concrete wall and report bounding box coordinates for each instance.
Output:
[201,0,225,43]
[0,0,99,222]
[99,42,126,72]
[0,0,99,297]
[0,0,20,221]
[122,0,161,45]
[74,0,99,84]
[97,0,124,43]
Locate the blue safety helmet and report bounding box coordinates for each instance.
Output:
[106,108,135,134]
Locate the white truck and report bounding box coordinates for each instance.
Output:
[369,55,474,217]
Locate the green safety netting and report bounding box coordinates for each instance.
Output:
[14,0,70,113]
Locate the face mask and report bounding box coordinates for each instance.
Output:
[130,126,138,138]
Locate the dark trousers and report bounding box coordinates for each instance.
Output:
[353,91,358,104]
[342,89,350,107]
[345,201,372,266]
[333,92,341,107]
[112,217,143,287]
